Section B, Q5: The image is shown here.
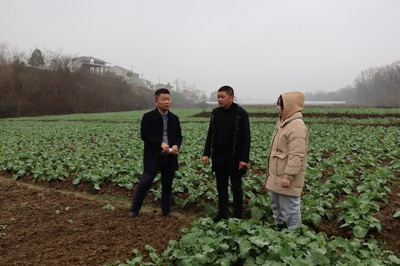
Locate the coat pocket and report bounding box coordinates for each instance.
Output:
[270,151,287,176]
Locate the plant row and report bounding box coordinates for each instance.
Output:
[1,108,400,265]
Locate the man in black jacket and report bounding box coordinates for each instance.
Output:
[129,88,182,219]
[202,86,251,222]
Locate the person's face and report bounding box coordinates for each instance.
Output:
[155,93,171,112]
[277,103,283,118]
[217,91,234,109]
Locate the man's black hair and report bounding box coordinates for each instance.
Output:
[155,88,170,98]
[218,85,234,96]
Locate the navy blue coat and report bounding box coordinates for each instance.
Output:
[140,108,182,173]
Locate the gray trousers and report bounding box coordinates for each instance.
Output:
[270,191,301,229]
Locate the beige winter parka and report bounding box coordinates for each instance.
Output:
[265,92,308,197]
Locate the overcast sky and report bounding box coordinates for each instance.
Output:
[1,0,400,100]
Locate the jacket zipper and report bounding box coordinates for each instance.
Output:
[232,113,240,157]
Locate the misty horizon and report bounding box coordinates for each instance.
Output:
[1,0,400,101]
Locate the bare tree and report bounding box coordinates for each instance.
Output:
[44,49,77,97]
[306,60,400,107]
[0,41,10,64]
[173,79,181,92]
[387,60,400,85]
[353,67,379,105]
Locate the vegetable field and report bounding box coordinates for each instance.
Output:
[1,107,400,265]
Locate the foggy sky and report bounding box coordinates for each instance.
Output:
[1,0,400,100]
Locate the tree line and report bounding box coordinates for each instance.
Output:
[0,42,198,118]
[2,41,399,116]
[305,60,400,107]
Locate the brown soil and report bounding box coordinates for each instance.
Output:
[373,184,400,256]
[192,111,400,119]
[1,173,399,265]
[193,112,400,126]
[0,175,197,266]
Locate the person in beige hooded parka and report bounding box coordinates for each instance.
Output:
[265,91,308,230]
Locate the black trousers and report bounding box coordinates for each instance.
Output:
[214,158,244,218]
[130,156,174,215]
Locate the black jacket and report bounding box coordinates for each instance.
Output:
[141,108,182,173]
[203,103,251,172]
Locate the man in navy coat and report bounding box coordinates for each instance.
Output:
[129,88,182,218]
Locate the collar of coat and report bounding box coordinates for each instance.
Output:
[277,112,303,128]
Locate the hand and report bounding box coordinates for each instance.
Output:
[202,156,209,164]
[239,161,247,170]
[161,142,169,153]
[171,145,179,155]
[281,178,291,188]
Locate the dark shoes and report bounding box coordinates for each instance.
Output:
[213,214,227,223]
[233,213,242,219]
[129,211,177,219]
[128,211,138,218]
[277,223,287,231]
[164,213,178,219]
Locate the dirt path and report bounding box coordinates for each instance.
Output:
[0,175,197,266]
[1,174,399,265]
[0,176,131,207]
